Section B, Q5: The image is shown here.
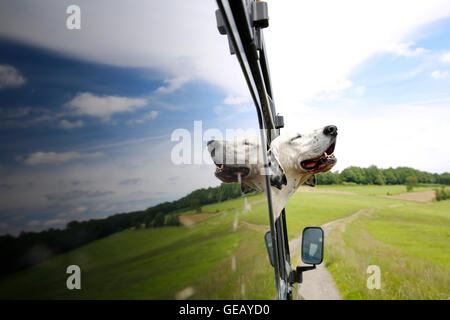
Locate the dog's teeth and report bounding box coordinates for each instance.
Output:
[324,152,328,157]
[220,164,224,170]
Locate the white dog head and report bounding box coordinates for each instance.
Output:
[208,125,338,218]
[271,125,337,175]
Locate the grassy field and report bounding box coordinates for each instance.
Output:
[180,193,264,216]
[317,184,440,196]
[0,184,448,299]
[326,199,450,299]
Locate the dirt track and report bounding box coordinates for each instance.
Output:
[289,208,377,300]
[384,190,435,202]
[296,186,358,195]
[178,197,267,226]
[178,213,222,226]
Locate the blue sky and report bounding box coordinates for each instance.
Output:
[0,0,449,235]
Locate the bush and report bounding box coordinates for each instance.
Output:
[435,187,450,201]
[153,212,165,227]
[405,175,418,192]
[191,199,202,213]
[165,214,180,226]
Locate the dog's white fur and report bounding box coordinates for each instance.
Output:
[208,126,337,218]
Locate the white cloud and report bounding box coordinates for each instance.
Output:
[21,151,103,166]
[441,52,450,63]
[58,119,84,129]
[224,95,250,105]
[214,95,253,121]
[324,78,353,93]
[0,65,26,90]
[154,76,190,94]
[64,92,148,120]
[384,42,426,57]
[146,110,158,120]
[127,110,159,125]
[430,70,449,79]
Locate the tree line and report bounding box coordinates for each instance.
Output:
[316,166,450,186]
[0,182,242,279]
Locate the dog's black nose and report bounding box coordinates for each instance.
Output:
[323,125,338,137]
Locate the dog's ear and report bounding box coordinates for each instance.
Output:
[304,174,316,187]
[268,149,287,190]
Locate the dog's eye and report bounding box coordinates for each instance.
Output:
[290,134,302,142]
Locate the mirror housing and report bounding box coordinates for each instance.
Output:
[301,227,324,265]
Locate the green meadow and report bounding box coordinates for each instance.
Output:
[327,199,450,299]
[0,185,448,299]
[317,183,441,196]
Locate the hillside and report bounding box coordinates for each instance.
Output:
[0,184,448,299]
[0,182,243,278]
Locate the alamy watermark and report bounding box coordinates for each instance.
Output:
[66,5,81,30]
[366,265,381,290]
[171,120,278,168]
[66,265,81,290]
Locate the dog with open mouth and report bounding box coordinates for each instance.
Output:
[207,125,338,218]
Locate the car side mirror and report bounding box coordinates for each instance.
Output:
[301,227,324,265]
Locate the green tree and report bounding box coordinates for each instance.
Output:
[153,212,165,227]
[190,199,202,213]
[341,167,358,183]
[365,165,385,185]
[216,188,224,202]
[165,214,180,226]
[405,175,418,192]
[317,171,340,185]
[382,168,398,185]
[439,173,450,185]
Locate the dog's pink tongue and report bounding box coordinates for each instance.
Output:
[306,161,316,168]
